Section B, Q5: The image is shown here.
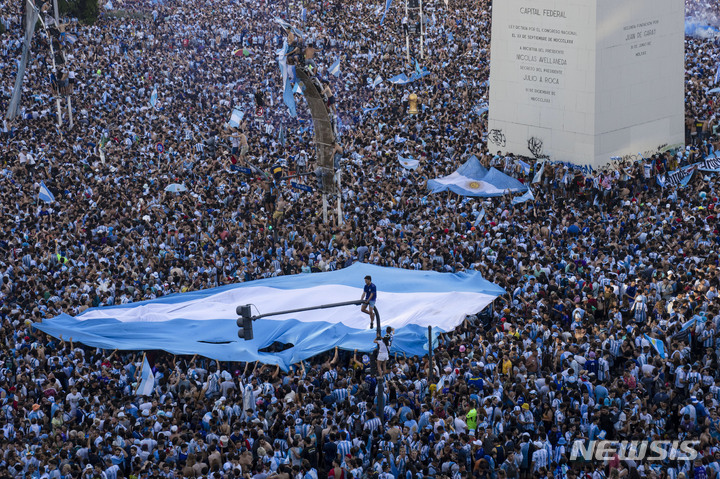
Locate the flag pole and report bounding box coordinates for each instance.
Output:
[336,170,342,225]
[322,193,328,224]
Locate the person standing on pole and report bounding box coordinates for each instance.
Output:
[361,275,377,328]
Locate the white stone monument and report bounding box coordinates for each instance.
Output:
[488,0,685,169]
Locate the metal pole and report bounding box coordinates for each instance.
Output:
[405,0,410,64]
[245,299,366,321]
[32,2,63,126]
[336,170,342,225]
[419,0,424,60]
[373,305,384,425]
[322,193,328,224]
[67,96,73,128]
[53,0,59,22]
[427,325,433,386]
[6,0,38,121]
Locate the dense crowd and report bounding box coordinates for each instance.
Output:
[2,0,720,478]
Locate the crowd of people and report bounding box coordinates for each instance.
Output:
[1,0,720,477]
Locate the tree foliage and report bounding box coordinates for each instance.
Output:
[58,0,99,24]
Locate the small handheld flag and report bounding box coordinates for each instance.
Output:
[229,108,244,128]
[329,58,341,77]
[136,355,155,396]
[473,207,486,227]
[149,86,158,109]
[38,182,55,203]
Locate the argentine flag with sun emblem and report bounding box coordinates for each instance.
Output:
[427,156,528,197]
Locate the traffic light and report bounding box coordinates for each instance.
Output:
[236,304,253,340]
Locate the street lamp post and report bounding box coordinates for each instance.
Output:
[236,299,385,423]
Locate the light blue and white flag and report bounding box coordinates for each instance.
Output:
[228,108,244,128]
[380,0,393,25]
[301,7,307,23]
[39,181,55,203]
[472,101,488,116]
[511,187,534,205]
[398,153,419,170]
[715,63,720,85]
[329,58,341,77]
[149,86,158,109]
[372,75,383,89]
[643,334,666,359]
[657,167,695,189]
[136,356,155,396]
[473,207,486,227]
[35,264,504,371]
[277,39,297,117]
[532,162,545,184]
[293,82,302,94]
[388,74,410,85]
[517,159,531,175]
[274,17,304,39]
[428,156,528,197]
[362,105,382,114]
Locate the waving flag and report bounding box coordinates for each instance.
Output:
[277,39,297,117]
[473,207,486,227]
[380,0,393,25]
[532,162,545,184]
[398,154,419,170]
[643,334,666,359]
[511,187,535,205]
[36,264,504,371]
[38,181,55,203]
[372,75,383,89]
[293,82,302,94]
[389,73,410,84]
[715,63,720,85]
[517,159,531,175]
[301,7,307,23]
[428,156,528,197]
[274,17,304,38]
[329,58,341,77]
[149,86,158,109]
[228,108,244,128]
[136,356,155,396]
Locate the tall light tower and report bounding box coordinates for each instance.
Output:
[5,0,73,127]
[404,0,424,62]
[5,0,39,122]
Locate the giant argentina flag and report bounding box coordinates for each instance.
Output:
[36,264,504,370]
[428,156,528,197]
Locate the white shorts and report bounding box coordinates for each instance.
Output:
[378,352,389,361]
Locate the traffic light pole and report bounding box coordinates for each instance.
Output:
[236,299,384,421]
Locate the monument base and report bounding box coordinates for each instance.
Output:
[488,0,685,169]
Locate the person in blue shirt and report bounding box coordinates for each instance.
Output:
[361,275,377,328]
